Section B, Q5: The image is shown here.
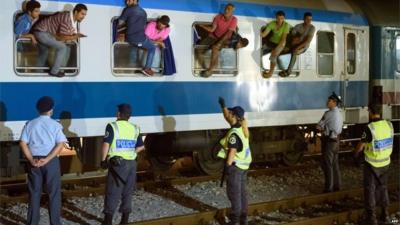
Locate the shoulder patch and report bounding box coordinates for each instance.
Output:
[104,131,109,139]
[229,135,237,145]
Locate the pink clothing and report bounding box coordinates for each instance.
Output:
[211,14,237,39]
[145,21,171,41]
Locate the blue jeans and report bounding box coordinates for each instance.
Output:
[34,32,69,74]
[129,38,156,69]
[227,165,248,225]
[27,157,61,225]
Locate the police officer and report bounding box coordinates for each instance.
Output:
[317,92,343,193]
[217,97,252,225]
[101,104,145,225]
[354,104,394,225]
[19,96,67,225]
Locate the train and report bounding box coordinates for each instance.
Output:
[0,0,398,177]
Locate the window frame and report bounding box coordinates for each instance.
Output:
[346,32,356,75]
[13,11,80,77]
[191,21,239,77]
[396,35,400,73]
[316,30,335,77]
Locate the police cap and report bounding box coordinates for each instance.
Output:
[36,96,54,113]
[328,92,342,103]
[228,106,245,119]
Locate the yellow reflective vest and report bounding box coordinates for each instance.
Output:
[364,120,394,168]
[217,127,252,170]
[108,121,139,160]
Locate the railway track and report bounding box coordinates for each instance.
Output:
[0,163,320,204]
[128,184,399,225]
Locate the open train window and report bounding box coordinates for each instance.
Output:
[192,22,238,77]
[346,33,356,75]
[13,11,79,76]
[260,26,300,78]
[111,17,164,76]
[317,31,334,76]
[396,36,400,73]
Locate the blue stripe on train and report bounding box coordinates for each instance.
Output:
[44,0,368,26]
[0,81,368,121]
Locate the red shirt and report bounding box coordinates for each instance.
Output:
[34,12,76,36]
[211,14,237,39]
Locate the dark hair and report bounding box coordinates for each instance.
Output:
[225,3,235,8]
[26,0,41,13]
[73,3,87,13]
[118,103,132,120]
[368,104,382,115]
[276,10,285,17]
[304,12,312,19]
[240,38,249,47]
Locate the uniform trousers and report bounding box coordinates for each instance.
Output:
[27,157,61,225]
[363,163,390,212]
[226,165,248,225]
[103,159,137,215]
[321,137,341,192]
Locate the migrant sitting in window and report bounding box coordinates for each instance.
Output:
[279,12,315,77]
[261,10,291,78]
[118,0,156,76]
[143,15,170,72]
[196,3,238,78]
[32,4,87,77]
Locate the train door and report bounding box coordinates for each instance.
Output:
[341,28,369,123]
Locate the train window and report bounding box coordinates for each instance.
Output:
[346,33,356,75]
[261,26,300,77]
[14,12,79,76]
[192,22,238,77]
[111,17,164,76]
[396,36,400,72]
[317,31,334,76]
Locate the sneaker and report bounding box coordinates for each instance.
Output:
[141,68,154,76]
[262,71,272,78]
[203,70,213,78]
[49,71,65,77]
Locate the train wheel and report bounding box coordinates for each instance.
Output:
[193,146,224,175]
[282,138,306,166]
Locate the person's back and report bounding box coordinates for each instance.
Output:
[120,5,147,43]
[34,11,76,36]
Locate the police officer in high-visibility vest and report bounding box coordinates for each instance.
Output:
[354,104,394,225]
[101,104,145,225]
[217,97,252,225]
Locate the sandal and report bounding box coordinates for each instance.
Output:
[279,70,289,77]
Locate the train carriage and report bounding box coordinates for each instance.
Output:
[0,0,398,176]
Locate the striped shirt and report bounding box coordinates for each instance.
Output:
[34,11,76,35]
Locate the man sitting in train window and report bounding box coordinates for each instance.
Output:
[118,0,156,76]
[14,0,41,45]
[261,10,291,78]
[279,12,315,77]
[32,4,87,77]
[196,3,237,78]
[143,15,170,70]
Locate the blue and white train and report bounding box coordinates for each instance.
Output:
[0,0,398,175]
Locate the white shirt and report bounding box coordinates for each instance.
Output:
[70,11,77,33]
